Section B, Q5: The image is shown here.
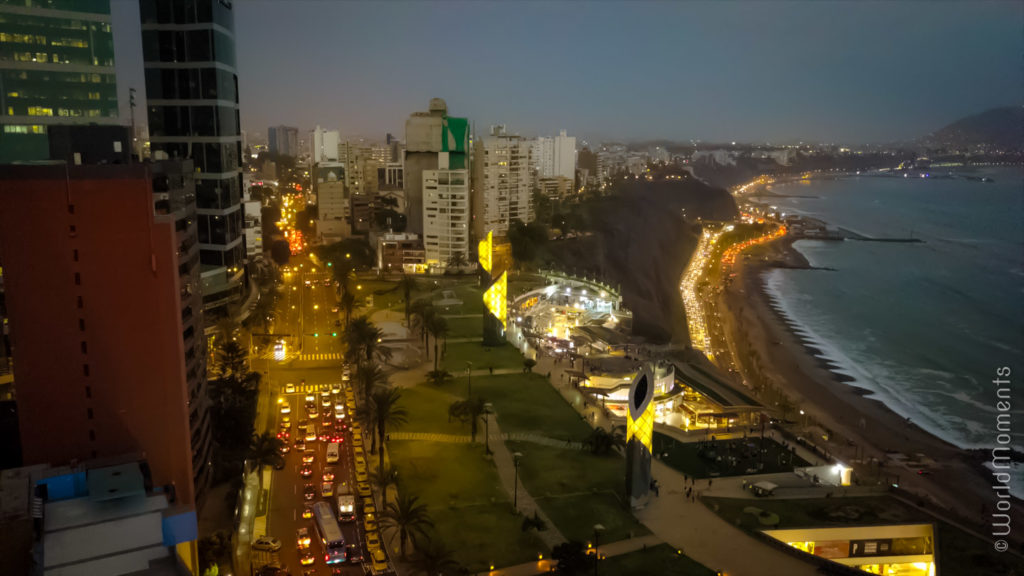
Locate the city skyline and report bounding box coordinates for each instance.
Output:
[110,1,1023,146]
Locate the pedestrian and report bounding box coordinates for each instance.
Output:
[708,479,713,488]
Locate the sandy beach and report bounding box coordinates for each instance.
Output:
[718,234,1024,545]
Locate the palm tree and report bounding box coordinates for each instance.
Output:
[340,291,356,329]
[369,463,398,510]
[412,539,461,576]
[354,360,390,406]
[396,275,419,327]
[445,251,467,273]
[426,315,448,372]
[249,291,276,334]
[426,369,452,387]
[448,396,487,443]
[381,493,434,560]
[215,341,248,382]
[584,425,626,455]
[370,387,407,463]
[247,432,283,493]
[345,316,390,365]
[409,299,434,350]
[332,258,356,298]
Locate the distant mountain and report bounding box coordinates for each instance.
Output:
[920,107,1023,152]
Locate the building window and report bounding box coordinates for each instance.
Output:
[85,385,91,398]
[89,431,96,442]
[83,365,90,377]
[73,249,79,262]
[69,225,76,234]
[77,296,84,309]
[68,204,75,214]
[87,408,93,420]
[74,272,81,285]
[79,319,85,331]
[81,341,87,354]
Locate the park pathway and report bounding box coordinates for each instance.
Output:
[487,413,568,550]
[487,533,664,576]
[389,431,585,451]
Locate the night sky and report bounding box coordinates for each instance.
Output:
[112,0,1022,144]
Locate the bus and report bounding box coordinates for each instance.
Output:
[326,442,340,464]
[312,501,346,564]
[336,483,356,522]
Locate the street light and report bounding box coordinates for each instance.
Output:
[482,402,493,455]
[513,452,522,512]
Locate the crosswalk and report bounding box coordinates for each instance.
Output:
[287,382,338,394]
[297,352,343,362]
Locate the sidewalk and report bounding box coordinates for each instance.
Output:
[487,533,663,576]
[487,412,567,550]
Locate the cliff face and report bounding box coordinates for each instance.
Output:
[546,176,737,344]
[921,106,1024,152]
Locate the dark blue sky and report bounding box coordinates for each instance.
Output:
[112,1,1022,145]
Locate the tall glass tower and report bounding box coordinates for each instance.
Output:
[0,0,119,162]
[141,0,245,317]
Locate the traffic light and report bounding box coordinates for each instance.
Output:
[331,332,337,337]
[327,262,333,267]
[313,333,319,338]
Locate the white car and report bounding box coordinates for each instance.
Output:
[252,536,282,552]
[280,403,291,414]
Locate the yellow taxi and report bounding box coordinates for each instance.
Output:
[357,481,372,497]
[363,512,377,532]
[371,548,388,572]
[365,530,381,552]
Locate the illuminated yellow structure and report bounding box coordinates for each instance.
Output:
[478,230,493,274]
[483,271,508,329]
[626,365,655,507]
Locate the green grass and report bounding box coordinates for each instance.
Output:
[395,385,463,435]
[441,342,526,372]
[507,442,648,544]
[387,441,546,570]
[652,433,810,478]
[442,316,484,339]
[600,544,718,576]
[441,374,592,439]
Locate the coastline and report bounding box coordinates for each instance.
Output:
[717,234,1024,539]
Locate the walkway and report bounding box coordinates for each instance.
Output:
[487,533,663,576]
[390,430,586,451]
[487,413,567,550]
[635,458,819,576]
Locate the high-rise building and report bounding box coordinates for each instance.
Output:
[0,161,210,569]
[473,124,533,239]
[534,130,576,180]
[268,125,298,156]
[423,168,470,267]
[314,162,349,244]
[141,0,247,317]
[403,98,468,236]
[0,0,120,162]
[310,125,339,163]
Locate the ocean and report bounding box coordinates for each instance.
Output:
[756,166,1024,495]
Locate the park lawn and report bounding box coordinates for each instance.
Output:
[600,544,717,576]
[447,374,592,440]
[506,441,647,544]
[441,342,525,372]
[652,433,810,478]
[537,492,647,545]
[387,440,546,570]
[442,316,484,339]
[394,385,463,435]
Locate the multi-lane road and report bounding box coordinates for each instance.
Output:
[250,256,385,575]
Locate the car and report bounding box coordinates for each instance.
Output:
[352,424,362,436]
[331,306,340,313]
[307,407,318,419]
[363,501,376,516]
[357,482,371,497]
[322,396,332,408]
[281,414,291,424]
[302,505,313,519]
[280,403,291,414]
[345,543,364,563]
[371,548,388,572]
[285,382,296,393]
[305,394,316,404]
[331,385,341,394]
[353,446,365,460]
[252,536,282,552]
[295,440,306,451]
[321,482,334,497]
[299,552,315,566]
[365,531,381,552]
[278,444,290,455]
[300,466,313,478]
[296,527,311,549]
[305,431,317,442]
[303,484,316,500]
[354,455,366,470]
[322,468,336,482]
[353,435,363,448]
[273,459,286,470]
[363,513,377,532]
[276,430,289,441]
[355,469,368,483]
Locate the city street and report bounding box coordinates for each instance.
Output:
[251,256,377,575]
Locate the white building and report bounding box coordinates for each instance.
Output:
[534,130,576,180]
[423,168,470,268]
[242,198,263,258]
[474,125,533,239]
[314,161,350,242]
[310,125,339,163]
